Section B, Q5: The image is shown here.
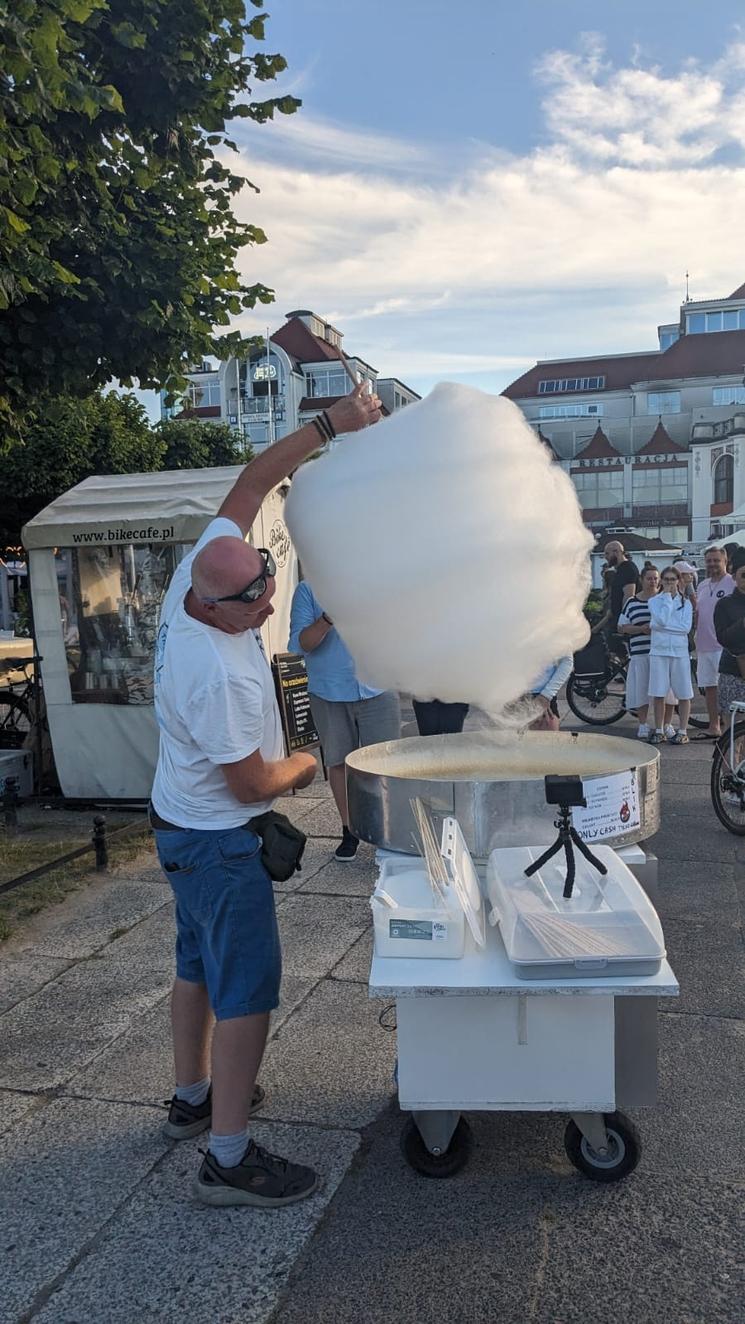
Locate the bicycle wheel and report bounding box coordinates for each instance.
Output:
[711,723,745,835]
[566,665,627,726]
[0,692,32,749]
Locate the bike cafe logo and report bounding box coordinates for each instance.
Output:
[269,519,290,568]
[619,799,631,824]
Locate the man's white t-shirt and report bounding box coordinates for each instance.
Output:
[151,517,283,829]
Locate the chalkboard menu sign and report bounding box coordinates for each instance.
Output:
[272,652,320,753]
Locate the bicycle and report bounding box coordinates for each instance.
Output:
[0,655,40,749]
[565,636,628,727]
[710,700,745,834]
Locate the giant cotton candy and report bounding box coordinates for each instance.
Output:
[285,383,592,714]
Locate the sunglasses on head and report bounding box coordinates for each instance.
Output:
[202,548,276,604]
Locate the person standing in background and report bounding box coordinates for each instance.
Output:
[647,566,694,744]
[526,657,573,730]
[604,541,641,630]
[617,564,660,740]
[412,697,469,736]
[714,548,745,716]
[289,581,401,861]
[692,546,734,739]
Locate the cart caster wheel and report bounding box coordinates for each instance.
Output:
[564,1112,641,1183]
[400,1116,472,1178]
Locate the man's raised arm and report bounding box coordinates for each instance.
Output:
[218,382,381,537]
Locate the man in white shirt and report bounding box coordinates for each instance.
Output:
[151,384,381,1208]
[693,546,735,738]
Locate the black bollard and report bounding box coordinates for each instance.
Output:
[92,814,108,872]
[3,776,19,835]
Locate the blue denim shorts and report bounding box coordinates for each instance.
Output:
[153,824,281,1020]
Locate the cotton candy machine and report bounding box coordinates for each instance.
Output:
[359,730,675,1187]
[346,730,659,857]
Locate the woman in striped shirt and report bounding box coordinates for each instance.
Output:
[618,565,663,740]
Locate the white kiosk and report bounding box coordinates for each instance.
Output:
[22,468,297,799]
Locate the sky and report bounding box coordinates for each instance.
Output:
[141,0,745,414]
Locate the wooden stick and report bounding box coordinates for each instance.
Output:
[337,346,360,390]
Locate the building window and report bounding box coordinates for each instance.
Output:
[712,386,745,407]
[538,376,605,395]
[660,526,689,543]
[714,454,734,505]
[647,390,681,414]
[659,330,680,351]
[571,471,623,509]
[632,467,688,506]
[686,308,745,334]
[188,380,221,408]
[538,403,604,419]
[306,369,349,397]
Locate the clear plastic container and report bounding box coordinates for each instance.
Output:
[486,844,665,980]
[371,858,465,959]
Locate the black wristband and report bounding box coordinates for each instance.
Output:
[321,612,333,625]
[320,409,336,439]
[310,417,328,445]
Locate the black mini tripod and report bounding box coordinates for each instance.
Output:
[524,775,608,899]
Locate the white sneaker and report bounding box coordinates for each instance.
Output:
[664,724,676,741]
[637,724,650,739]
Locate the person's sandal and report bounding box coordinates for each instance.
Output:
[162,1084,265,1140]
[669,731,689,744]
[194,1138,321,1208]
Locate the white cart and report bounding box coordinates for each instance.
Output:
[370,918,678,1182]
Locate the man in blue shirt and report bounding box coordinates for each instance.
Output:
[289,580,400,859]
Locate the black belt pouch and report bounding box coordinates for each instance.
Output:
[249,811,307,882]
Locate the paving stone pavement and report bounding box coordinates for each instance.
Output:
[0,723,743,1323]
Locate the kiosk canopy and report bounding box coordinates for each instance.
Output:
[22,466,245,550]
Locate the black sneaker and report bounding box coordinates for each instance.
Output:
[194,1139,321,1208]
[162,1084,265,1140]
[334,828,359,862]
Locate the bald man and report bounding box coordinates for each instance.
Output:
[150,384,381,1209]
[604,540,641,631]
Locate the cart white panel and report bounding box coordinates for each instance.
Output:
[396,994,615,1112]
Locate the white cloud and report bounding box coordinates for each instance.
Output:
[536,33,745,166]
[224,39,745,387]
[248,111,432,171]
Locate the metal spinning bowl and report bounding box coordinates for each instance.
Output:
[345,730,660,858]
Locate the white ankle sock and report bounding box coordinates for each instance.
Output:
[210,1128,249,1169]
[175,1076,210,1107]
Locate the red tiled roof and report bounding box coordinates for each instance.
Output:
[575,426,622,460]
[271,318,342,365]
[727,281,745,300]
[635,419,687,456]
[503,329,745,399]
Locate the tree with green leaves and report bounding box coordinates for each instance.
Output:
[0,0,299,435]
[0,391,160,548]
[0,394,254,549]
[157,417,252,470]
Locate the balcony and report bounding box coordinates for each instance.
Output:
[691,414,745,443]
[579,507,624,525]
[628,502,689,523]
[240,395,286,423]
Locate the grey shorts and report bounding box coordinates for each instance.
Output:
[310,691,401,767]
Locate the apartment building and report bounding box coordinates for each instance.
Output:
[503,280,745,545]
